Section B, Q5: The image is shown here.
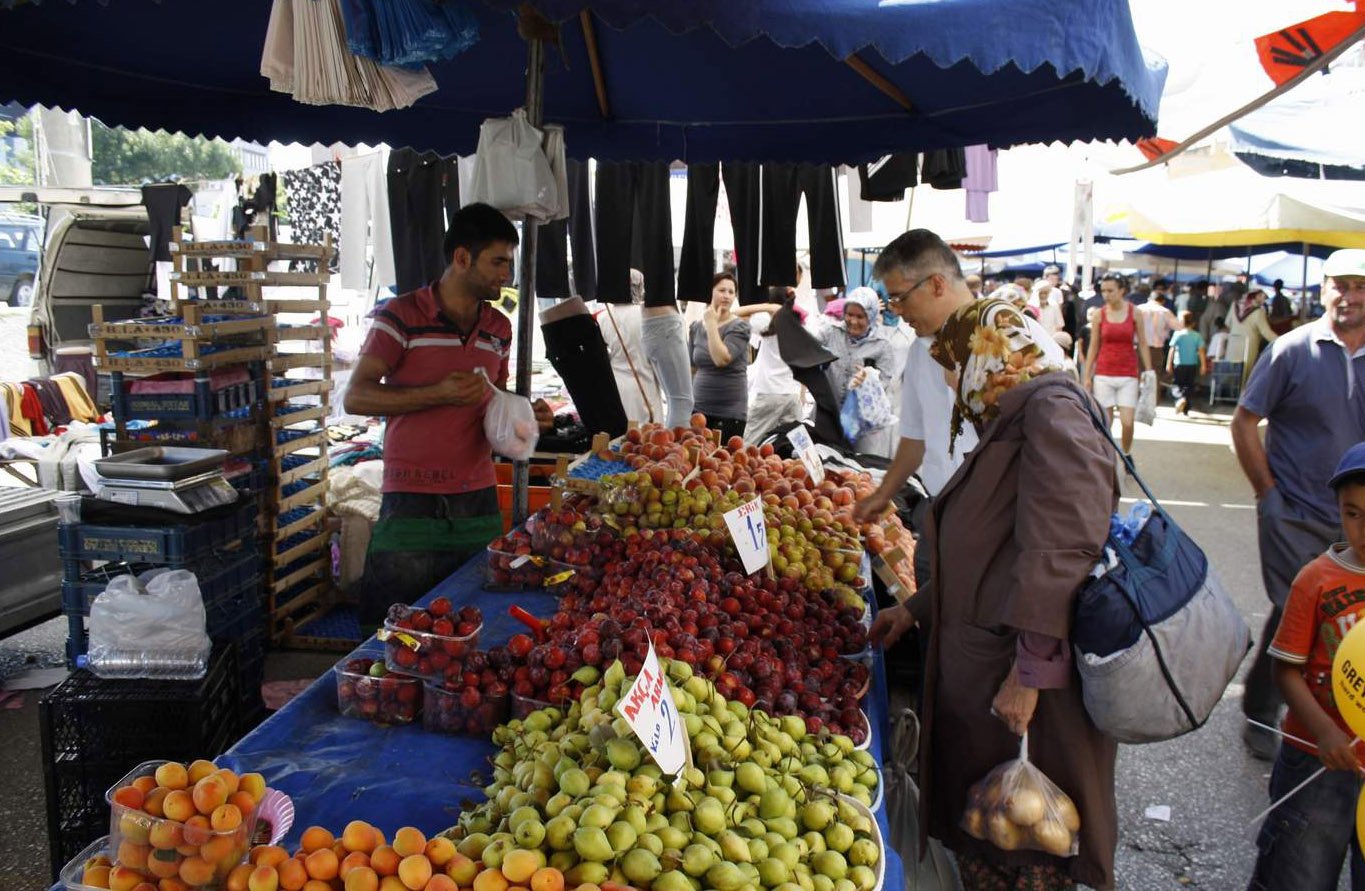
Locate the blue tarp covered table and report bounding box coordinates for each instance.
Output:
[219,554,905,891]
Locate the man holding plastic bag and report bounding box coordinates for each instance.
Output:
[346,203,549,629]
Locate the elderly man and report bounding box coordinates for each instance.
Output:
[1232,249,1365,758]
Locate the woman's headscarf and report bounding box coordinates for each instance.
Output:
[930,297,1063,454]
[1235,287,1263,322]
[844,287,882,341]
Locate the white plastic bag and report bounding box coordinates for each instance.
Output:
[1136,369,1157,425]
[87,570,212,680]
[467,109,560,221]
[960,731,1081,857]
[476,368,539,461]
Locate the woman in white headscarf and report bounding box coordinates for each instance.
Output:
[819,286,897,456]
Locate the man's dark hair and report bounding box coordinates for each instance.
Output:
[1192,279,1209,292]
[443,202,519,262]
[1333,470,1365,493]
[1273,279,1285,290]
[1153,277,1170,290]
[872,229,964,283]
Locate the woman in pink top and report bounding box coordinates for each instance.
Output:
[1084,272,1151,455]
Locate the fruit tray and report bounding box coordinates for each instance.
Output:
[60,834,112,891]
[380,606,482,682]
[334,657,421,725]
[485,544,545,591]
[423,683,508,736]
[104,760,259,891]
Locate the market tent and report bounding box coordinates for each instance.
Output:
[0,0,1164,164]
[1128,241,1340,261]
[1248,251,1324,290]
[1229,58,1365,173]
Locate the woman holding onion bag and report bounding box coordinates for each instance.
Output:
[868,230,1119,890]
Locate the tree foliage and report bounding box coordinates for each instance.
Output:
[0,116,37,213]
[91,123,241,185]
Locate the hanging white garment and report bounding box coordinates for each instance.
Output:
[340,152,396,290]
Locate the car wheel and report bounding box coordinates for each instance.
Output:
[10,276,33,307]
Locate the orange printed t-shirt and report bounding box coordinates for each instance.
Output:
[1269,545,1365,754]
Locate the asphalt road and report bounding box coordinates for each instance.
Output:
[0,399,1327,889]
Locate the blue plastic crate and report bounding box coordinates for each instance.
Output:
[58,502,259,565]
[291,604,362,644]
[110,372,260,422]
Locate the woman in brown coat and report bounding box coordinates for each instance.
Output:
[870,230,1119,890]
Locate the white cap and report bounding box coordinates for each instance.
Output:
[1323,249,1365,279]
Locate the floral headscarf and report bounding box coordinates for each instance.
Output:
[930,298,1063,454]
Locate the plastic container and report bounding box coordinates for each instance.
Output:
[105,760,257,890]
[381,606,482,682]
[485,544,545,590]
[543,558,601,596]
[511,691,553,719]
[422,683,508,736]
[59,834,112,891]
[58,502,259,565]
[334,658,422,725]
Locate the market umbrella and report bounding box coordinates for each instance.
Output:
[0,0,1165,518]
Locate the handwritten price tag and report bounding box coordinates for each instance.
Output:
[615,639,689,774]
[786,425,825,485]
[723,497,771,575]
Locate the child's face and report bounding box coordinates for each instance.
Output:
[1340,483,1365,561]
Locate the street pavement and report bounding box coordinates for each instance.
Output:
[0,398,1334,888]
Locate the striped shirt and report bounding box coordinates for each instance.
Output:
[360,282,512,494]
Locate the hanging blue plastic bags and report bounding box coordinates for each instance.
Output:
[338,0,479,68]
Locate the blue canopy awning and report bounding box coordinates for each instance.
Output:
[1130,241,1339,261]
[0,0,1164,164]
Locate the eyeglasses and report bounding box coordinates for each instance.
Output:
[885,273,938,305]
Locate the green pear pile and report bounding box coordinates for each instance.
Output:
[447,658,882,891]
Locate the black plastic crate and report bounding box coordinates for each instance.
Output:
[58,501,259,564]
[61,547,262,617]
[110,370,261,422]
[40,645,240,878]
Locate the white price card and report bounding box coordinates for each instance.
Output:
[786,425,825,485]
[723,497,771,575]
[615,639,690,774]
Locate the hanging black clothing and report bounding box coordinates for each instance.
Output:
[386,149,448,294]
[233,173,277,241]
[282,162,342,272]
[722,162,763,305]
[594,162,674,306]
[441,155,461,230]
[759,164,845,291]
[921,148,966,190]
[858,154,919,202]
[141,183,192,262]
[535,160,596,300]
[540,314,627,437]
[677,162,721,303]
[536,219,571,299]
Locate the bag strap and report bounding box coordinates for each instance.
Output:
[1077,388,1203,731]
[604,305,655,425]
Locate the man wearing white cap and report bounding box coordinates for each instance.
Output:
[1232,248,1365,758]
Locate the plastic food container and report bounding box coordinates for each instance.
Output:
[333,658,421,725]
[105,760,257,890]
[542,558,603,596]
[511,691,554,719]
[60,835,112,891]
[422,683,508,736]
[485,544,545,590]
[381,605,482,682]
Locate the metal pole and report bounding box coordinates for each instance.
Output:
[512,36,545,526]
[1173,257,1179,285]
[1302,242,1310,320]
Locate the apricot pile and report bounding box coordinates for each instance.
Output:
[93,759,268,890]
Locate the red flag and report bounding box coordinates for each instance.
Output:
[1136,137,1178,162]
[1256,9,1365,86]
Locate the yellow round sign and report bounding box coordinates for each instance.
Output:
[1330,619,1365,744]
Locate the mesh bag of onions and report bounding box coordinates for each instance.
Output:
[960,732,1081,857]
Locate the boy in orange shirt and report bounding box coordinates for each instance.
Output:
[1249,442,1365,891]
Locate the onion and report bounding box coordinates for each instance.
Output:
[962,808,986,840]
[1056,795,1081,833]
[1004,788,1046,827]
[987,812,1022,851]
[1033,818,1074,857]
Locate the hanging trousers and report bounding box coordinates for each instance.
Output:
[535,160,595,300]
[722,163,763,305]
[677,163,721,303]
[760,164,846,291]
[595,162,674,306]
[541,313,627,437]
[388,148,450,294]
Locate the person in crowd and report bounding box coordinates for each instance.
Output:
[1135,284,1180,389]
[1074,307,1097,380]
[346,203,553,627]
[597,269,662,425]
[964,273,984,299]
[820,286,898,456]
[1228,287,1280,387]
[1035,284,1066,335]
[1208,318,1230,362]
[1186,278,1211,328]
[641,267,695,430]
[1013,276,1035,295]
[1166,310,1207,415]
[867,228,1119,891]
[690,272,752,442]
[1247,443,1365,891]
[1269,278,1293,321]
[1232,249,1365,760]
[743,287,806,444]
[1084,272,1152,457]
[1152,276,1171,304]
[1200,280,1239,346]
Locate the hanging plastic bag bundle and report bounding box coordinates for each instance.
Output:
[467,109,562,222]
[475,368,539,461]
[960,732,1081,858]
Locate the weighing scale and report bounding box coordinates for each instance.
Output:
[93,447,239,514]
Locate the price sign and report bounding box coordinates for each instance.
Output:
[615,639,690,774]
[723,497,771,575]
[786,425,825,485]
